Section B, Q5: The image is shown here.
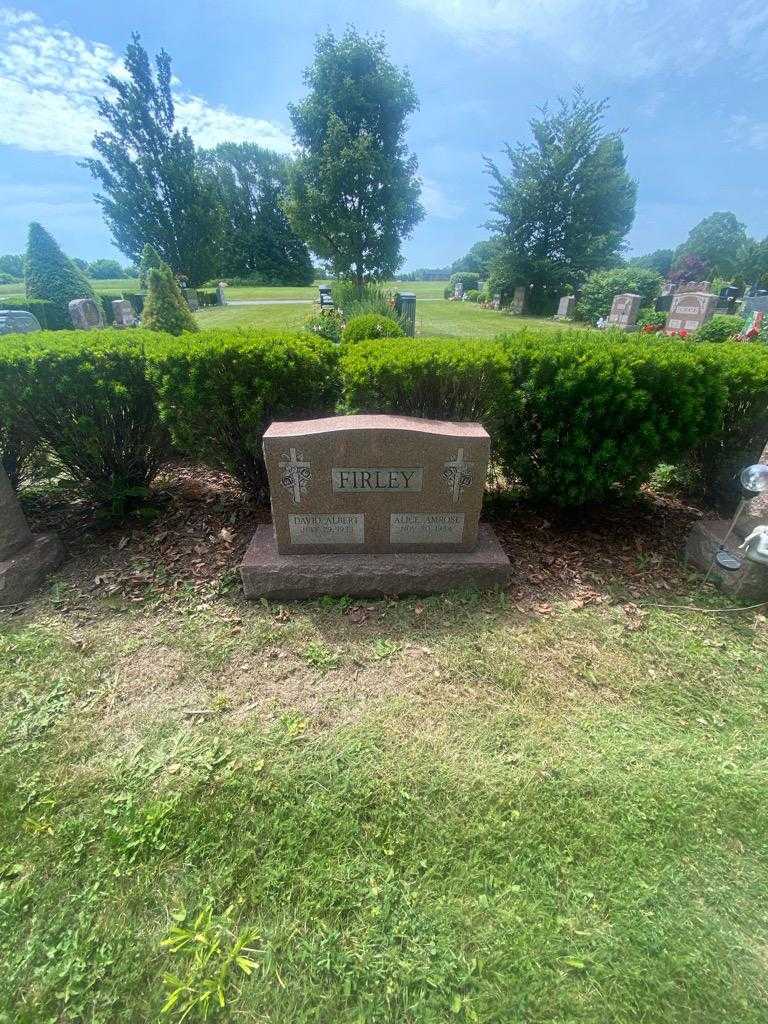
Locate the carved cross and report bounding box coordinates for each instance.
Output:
[443,447,473,503]
[279,447,311,504]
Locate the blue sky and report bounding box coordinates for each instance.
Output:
[1,0,768,270]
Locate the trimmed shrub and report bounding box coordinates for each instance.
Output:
[150,330,340,499]
[342,332,742,507]
[0,298,64,330]
[637,307,666,329]
[195,290,217,308]
[25,223,95,327]
[143,267,199,335]
[341,337,512,426]
[342,314,403,344]
[694,315,744,343]
[681,342,768,510]
[464,289,481,303]
[0,330,169,514]
[443,285,453,300]
[577,268,663,324]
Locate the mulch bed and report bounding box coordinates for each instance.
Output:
[16,461,715,611]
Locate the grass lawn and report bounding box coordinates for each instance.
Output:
[197,299,585,339]
[2,471,767,1022]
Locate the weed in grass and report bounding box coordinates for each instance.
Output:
[160,905,261,1021]
[303,641,341,670]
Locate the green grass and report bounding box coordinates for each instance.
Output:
[197,298,588,339]
[2,584,767,1022]
[0,277,140,300]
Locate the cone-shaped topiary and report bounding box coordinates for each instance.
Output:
[139,243,164,290]
[25,222,95,327]
[142,266,199,335]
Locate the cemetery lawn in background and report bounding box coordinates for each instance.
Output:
[1,470,767,1022]
[196,300,587,339]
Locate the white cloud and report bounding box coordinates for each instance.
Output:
[0,7,293,157]
[731,114,768,151]
[399,0,768,79]
[420,177,465,219]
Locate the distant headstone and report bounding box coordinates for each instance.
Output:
[454,282,464,299]
[0,464,63,604]
[491,295,501,311]
[318,284,334,308]
[216,282,227,306]
[183,287,200,312]
[68,298,104,330]
[666,292,717,333]
[240,414,511,598]
[655,293,673,313]
[742,293,768,319]
[395,291,416,337]
[111,299,136,327]
[510,286,527,315]
[0,310,41,334]
[555,295,575,319]
[606,293,641,331]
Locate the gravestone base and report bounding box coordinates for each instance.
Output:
[241,523,511,600]
[0,533,64,605]
[684,518,768,602]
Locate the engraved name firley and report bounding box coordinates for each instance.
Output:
[332,467,423,492]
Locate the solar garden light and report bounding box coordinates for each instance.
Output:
[706,464,768,576]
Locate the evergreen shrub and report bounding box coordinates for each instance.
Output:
[143,267,199,335]
[693,315,744,343]
[150,330,340,499]
[0,330,169,514]
[577,268,663,324]
[25,223,95,327]
[449,272,480,291]
[342,313,404,344]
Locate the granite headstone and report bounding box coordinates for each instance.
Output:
[0,465,63,604]
[555,295,575,319]
[0,310,41,334]
[68,298,104,330]
[666,292,717,333]
[111,299,136,327]
[240,414,511,598]
[606,293,641,330]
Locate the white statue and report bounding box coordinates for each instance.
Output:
[740,524,768,565]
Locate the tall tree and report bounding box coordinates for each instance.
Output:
[286,28,424,288]
[202,143,314,285]
[82,34,220,287]
[486,89,636,312]
[451,239,501,277]
[737,236,768,288]
[630,248,675,278]
[674,211,748,279]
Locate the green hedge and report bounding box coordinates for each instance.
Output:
[2,326,766,512]
[0,330,169,514]
[149,330,340,499]
[342,333,768,506]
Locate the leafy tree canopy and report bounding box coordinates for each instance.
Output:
[668,252,710,286]
[88,258,124,279]
[451,239,501,277]
[0,254,23,279]
[674,211,748,279]
[577,266,662,323]
[737,236,768,288]
[202,143,313,285]
[629,248,675,278]
[82,34,220,287]
[486,88,637,313]
[286,28,424,287]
